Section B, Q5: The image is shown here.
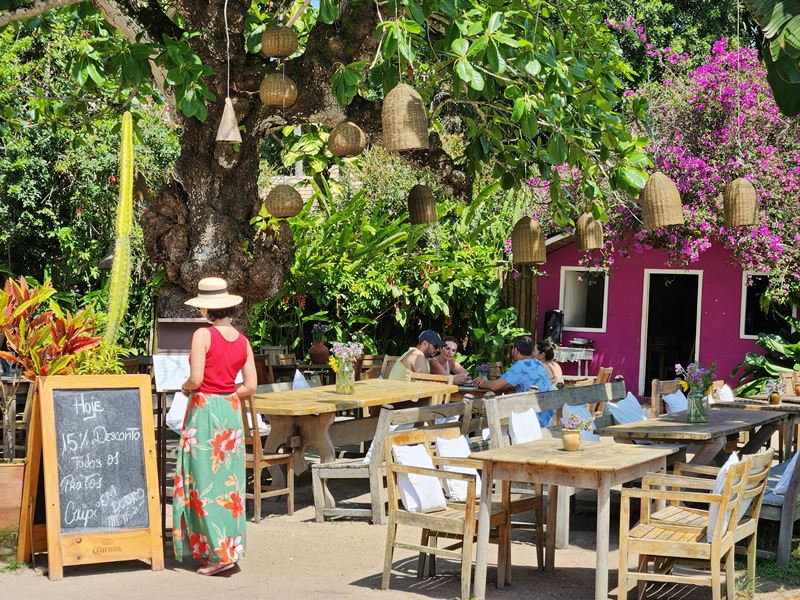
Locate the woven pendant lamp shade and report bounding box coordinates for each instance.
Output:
[266,185,303,218]
[259,74,298,107]
[328,121,367,157]
[407,184,438,224]
[511,217,546,265]
[640,172,684,230]
[723,177,757,226]
[261,25,298,57]
[576,212,604,251]
[382,84,430,151]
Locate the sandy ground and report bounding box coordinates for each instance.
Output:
[2,473,800,600]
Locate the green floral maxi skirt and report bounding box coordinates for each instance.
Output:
[173,392,246,565]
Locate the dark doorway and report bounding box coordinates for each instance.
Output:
[644,273,700,384]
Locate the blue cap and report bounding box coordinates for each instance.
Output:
[418,330,444,346]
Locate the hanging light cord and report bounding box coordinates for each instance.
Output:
[224,0,231,98]
[736,0,743,167]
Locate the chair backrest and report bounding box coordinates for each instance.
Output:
[276,353,297,366]
[780,371,796,392]
[650,378,682,417]
[596,367,613,384]
[380,355,400,379]
[740,449,775,521]
[360,354,385,380]
[370,401,473,469]
[240,394,265,461]
[409,372,455,404]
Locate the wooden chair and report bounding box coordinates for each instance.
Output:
[360,354,384,380]
[669,449,774,586]
[409,372,455,404]
[240,394,294,522]
[618,458,749,600]
[380,355,400,379]
[596,366,613,384]
[381,424,510,600]
[650,377,683,417]
[311,401,473,524]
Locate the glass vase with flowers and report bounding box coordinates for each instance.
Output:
[675,362,717,423]
[329,341,364,395]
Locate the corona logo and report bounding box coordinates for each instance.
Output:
[92,544,122,556]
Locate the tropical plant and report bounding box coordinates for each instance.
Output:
[0,277,101,460]
[731,315,800,396]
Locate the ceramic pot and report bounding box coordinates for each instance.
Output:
[562,429,581,452]
[309,340,330,365]
[335,362,355,395]
[769,392,782,406]
[687,389,709,423]
[0,460,25,530]
[794,383,800,397]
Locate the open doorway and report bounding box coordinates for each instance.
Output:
[639,271,702,394]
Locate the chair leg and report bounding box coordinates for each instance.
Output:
[460,526,475,600]
[311,465,325,523]
[381,518,397,590]
[725,549,735,600]
[711,557,722,600]
[498,519,509,588]
[636,555,648,600]
[535,489,545,571]
[286,456,294,516]
[253,464,262,523]
[418,529,430,578]
[618,537,629,599]
[427,533,438,577]
[746,532,757,590]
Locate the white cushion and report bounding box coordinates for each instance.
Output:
[292,369,311,390]
[481,427,491,442]
[714,384,734,404]
[663,390,688,414]
[708,453,740,542]
[363,423,412,464]
[435,435,481,501]
[509,408,543,445]
[392,444,447,513]
[608,392,645,425]
[562,404,598,440]
[166,391,189,434]
[774,452,799,495]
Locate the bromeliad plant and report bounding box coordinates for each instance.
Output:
[0,277,101,460]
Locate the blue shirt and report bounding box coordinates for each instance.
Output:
[501,358,554,427]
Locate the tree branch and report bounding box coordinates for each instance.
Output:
[0,0,84,28]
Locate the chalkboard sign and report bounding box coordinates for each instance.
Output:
[35,375,163,580]
[53,388,149,532]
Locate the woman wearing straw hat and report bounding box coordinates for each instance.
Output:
[172,277,257,576]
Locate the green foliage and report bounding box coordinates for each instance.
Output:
[74,341,126,375]
[749,0,800,115]
[731,315,800,395]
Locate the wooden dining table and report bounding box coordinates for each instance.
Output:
[470,439,678,600]
[726,398,800,460]
[598,406,786,465]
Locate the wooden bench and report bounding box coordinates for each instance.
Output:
[760,450,800,565]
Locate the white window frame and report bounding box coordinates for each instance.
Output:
[739,270,798,339]
[559,266,609,333]
[638,269,703,396]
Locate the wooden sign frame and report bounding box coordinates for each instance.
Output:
[25,375,164,580]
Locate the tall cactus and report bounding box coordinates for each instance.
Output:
[104,111,133,345]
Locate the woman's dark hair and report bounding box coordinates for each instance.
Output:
[536,340,556,361]
[206,306,239,321]
[443,335,459,348]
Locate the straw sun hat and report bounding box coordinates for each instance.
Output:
[185,277,243,309]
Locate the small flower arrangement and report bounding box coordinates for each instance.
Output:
[560,414,594,431]
[675,361,717,394]
[766,379,785,395]
[328,341,364,373]
[311,323,329,343]
[476,363,489,375]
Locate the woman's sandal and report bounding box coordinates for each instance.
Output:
[197,562,236,576]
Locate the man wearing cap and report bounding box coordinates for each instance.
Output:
[387,330,444,381]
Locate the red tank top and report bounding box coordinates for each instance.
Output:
[196,326,248,394]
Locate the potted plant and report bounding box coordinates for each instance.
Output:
[766,379,784,405]
[329,340,364,395]
[309,323,330,365]
[559,413,594,451]
[675,362,717,423]
[0,277,101,553]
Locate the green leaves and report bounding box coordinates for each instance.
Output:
[332,61,368,106]
[319,0,340,24]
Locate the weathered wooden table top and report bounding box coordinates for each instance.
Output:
[727,398,800,414]
[469,438,677,472]
[598,407,785,441]
[750,393,800,405]
[252,378,458,416]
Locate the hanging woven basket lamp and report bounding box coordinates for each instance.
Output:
[511,217,546,265]
[382,84,430,151]
[261,25,299,57]
[407,184,438,224]
[260,73,298,108]
[328,121,367,157]
[723,177,757,227]
[576,212,604,251]
[265,184,303,218]
[640,171,684,231]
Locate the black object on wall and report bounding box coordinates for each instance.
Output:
[542,309,563,344]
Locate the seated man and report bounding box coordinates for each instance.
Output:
[473,335,554,426]
[429,336,473,386]
[387,330,444,381]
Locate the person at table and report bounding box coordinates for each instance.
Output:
[473,335,554,426]
[429,335,473,386]
[535,339,565,389]
[173,277,257,576]
[387,329,444,381]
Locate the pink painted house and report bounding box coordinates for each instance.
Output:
[536,235,794,396]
